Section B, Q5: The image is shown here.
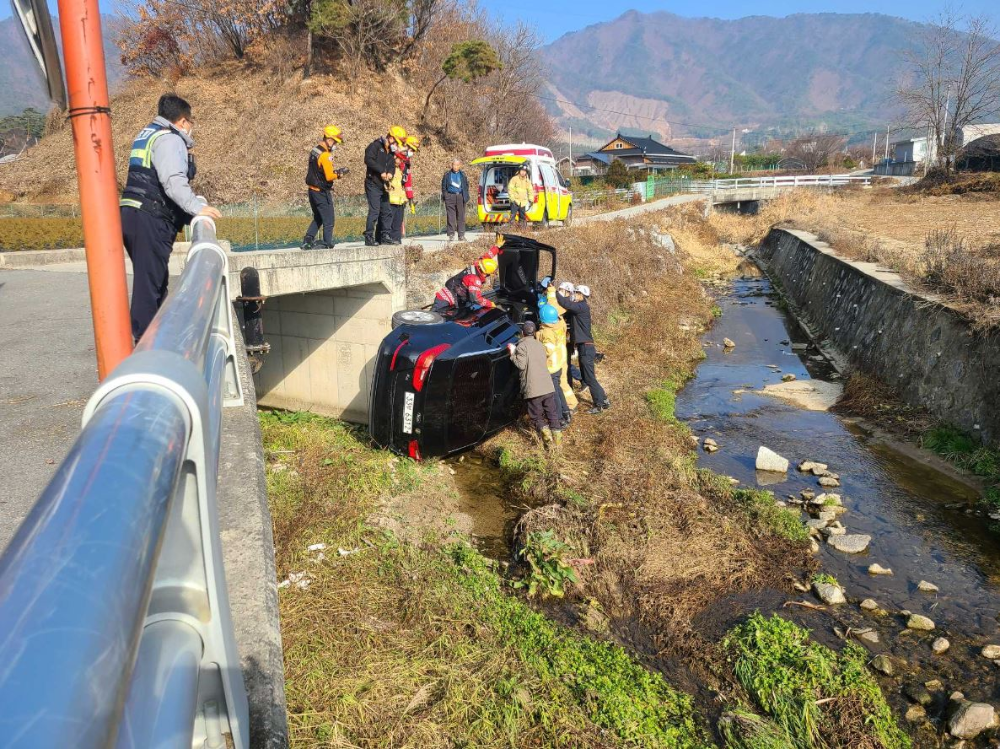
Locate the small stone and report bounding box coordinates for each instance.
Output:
[905,705,927,722]
[918,580,940,593]
[933,638,951,654]
[723,338,736,348]
[818,476,841,487]
[951,692,966,703]
[860,598,880,611]
[828,534,871,553]
[756,446,789,472]
[688,435,700,446]
[816,492,842,506]
[822,525,847,537]
[775,500,788,507]
[806,518,829,530]
[703,438,717,447]
[868,563,894,576]
[704,444,718,453]
[811,466,830,476]
[781,373,797,382]
[799,461,827,473]
[949,701,997,739]
[813,581,846,605]
[857,629,880,645]
[925,679,944,691]
[907,614,936,631]
[872,654,895,676]
[981,645,1000,659]
[793,581,809,592]
[801,489,816,501]
[791,342,809,351]
[905,683,933,706]
[809,538,820,553]
[817,511,837,523]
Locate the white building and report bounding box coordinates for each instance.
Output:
[880,124,1000,175]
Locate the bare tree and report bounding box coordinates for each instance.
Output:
[784,132,847,172]
[898,11,1000,170]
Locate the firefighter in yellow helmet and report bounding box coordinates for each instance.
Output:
[303,125,347,250]
[364,125,407,245]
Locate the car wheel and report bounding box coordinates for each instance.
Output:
[391,309,444,328]
[564,205,573,227]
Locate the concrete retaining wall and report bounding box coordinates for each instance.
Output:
[757,228,1000,444]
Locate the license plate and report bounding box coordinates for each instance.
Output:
[402,391,415,434]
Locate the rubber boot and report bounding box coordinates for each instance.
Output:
[540,426,553,446]
[552,429,563,448]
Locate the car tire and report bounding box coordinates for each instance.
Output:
[564,205,573,227]
[391,309,444,328]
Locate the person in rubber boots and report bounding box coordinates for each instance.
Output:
[302,124,348,250]
[508,321,563,447]
[559,284,611,413]
[432,257,498,312]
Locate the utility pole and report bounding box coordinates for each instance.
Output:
[884,124,890,162]
[569,126,573,177]
[729,127,736,174]
[871,131,878,165]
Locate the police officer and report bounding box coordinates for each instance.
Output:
[303,124,348,250]
[120,93,220,341]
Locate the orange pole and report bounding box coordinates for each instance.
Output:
[57,0,133,379]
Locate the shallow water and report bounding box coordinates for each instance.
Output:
[446,453,521,560]
[676,276,1000,713]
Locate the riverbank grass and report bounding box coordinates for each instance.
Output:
[724,613,910,749]
[262,411,712,748]
[922,425,1000,510]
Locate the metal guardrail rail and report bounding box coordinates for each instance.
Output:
[0,217,249,749]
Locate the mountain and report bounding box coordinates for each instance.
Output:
[540,11,926,143]
[0,15,126,117]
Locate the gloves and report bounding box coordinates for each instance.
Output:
[334,167,350,177]
[540,276,552,288]
[409,202,416,215]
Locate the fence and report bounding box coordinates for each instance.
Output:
[0,193,480,252]
[0,217,250,748]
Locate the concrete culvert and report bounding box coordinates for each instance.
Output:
[391,310,444,328]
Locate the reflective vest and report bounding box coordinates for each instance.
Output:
[305,143,336,191]
[119,121,196,228]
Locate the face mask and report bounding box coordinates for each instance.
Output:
[390,144,398,153]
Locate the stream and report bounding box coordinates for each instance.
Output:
[676,272,1000,727]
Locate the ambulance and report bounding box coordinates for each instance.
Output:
[472,144,573,228]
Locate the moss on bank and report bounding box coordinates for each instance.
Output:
[262,411,713,748]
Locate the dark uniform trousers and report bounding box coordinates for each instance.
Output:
[121,205,177,341]
[577,343,607,405]
[305,189,335,246]
[365,180,392,242]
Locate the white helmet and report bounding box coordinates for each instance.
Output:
[558,281,575,293]
[576,284,591,297]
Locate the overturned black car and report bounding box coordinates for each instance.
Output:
[368,235,556,459]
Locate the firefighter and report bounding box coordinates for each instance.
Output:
[302,125,347,250]
[119,93,221,342]
[364,125,406,246]
[559,284,611,413]
[387,149,407,245]
[432,256,498,312]
[536,303,576,426]
[507,165,534,227]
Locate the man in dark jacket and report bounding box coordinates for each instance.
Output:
[364,125,406,246]
[558,284,611,414]
[509,321,562,446]
[119,93,221,341]
[441,159,470,241]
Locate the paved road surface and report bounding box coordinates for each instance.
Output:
[0,270,97,552]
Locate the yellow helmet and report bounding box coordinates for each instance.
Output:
[388,125,407,141]
[478,256,498,275]
[323,125,343,143]
[404,135,420,151]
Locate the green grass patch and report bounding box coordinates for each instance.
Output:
[719,707,790,749]
[646,375,689,428]
[724,613,910,749]
[810,572,839,587]
[921,425,1000,514]
[264,411,713,748]
[732,488,810,543]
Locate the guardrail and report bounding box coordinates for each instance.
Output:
[0,217,249,748]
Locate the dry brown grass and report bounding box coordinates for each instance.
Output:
[450,209,812,682]
[832,370,933,438]
[0,66,488,207]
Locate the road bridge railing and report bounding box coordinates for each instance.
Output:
[0,216,249,749]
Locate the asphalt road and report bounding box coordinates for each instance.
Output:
[0,269,97,552]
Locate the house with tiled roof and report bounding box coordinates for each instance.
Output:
[574,133,696,175]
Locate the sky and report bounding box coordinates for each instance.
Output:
[2,0,996,39]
